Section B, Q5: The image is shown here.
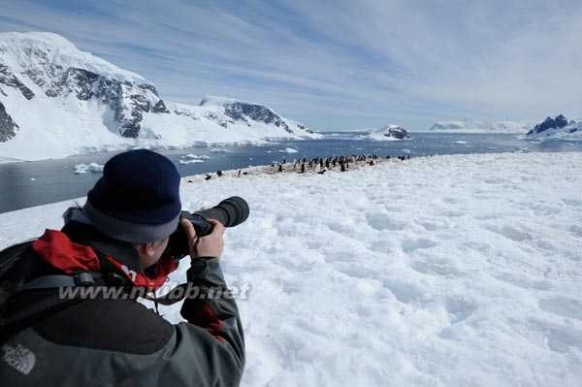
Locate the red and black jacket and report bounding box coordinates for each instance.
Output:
[0,221,245,387]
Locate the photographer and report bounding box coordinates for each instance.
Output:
[0,150,245,386]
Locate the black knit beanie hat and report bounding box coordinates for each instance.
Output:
[84,149,182,243]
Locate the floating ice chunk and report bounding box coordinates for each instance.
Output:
[74,163,104,174]
[178,154,209,164]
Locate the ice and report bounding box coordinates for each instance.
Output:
[1,152,581,386]
[73,162,104,174]
[178,154,210,164]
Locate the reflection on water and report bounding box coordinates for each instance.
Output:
[1,132,581,213]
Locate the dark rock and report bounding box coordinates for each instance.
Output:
[0,63,35,100]
[43,67,167,138]
[152,99,169,113]
[222,102,293,134]
[0,101,18,142]
[381,125,409,139]
[138,83,159,97]
[527,114,569,135]
[117,99,144,139]
[130,93,151,112]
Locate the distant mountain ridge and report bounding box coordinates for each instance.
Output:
[199,97,312,135]
[0,32,317,161]
[428,120,532,133]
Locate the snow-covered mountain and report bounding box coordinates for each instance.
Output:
[428,120,532,133]
[367,124,410,141]
[525,114,582,140]
[0,32,318,161]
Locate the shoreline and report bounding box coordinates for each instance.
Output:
[183,154,411,184]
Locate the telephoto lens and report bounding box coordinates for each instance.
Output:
[165,196,249,258]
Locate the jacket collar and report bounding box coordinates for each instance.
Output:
[32,222,177,290]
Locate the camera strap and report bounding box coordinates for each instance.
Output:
[142,283,189,306]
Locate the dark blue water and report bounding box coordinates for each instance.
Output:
[1,132,580,214]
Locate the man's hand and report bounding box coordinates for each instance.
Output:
[180,218,225,259]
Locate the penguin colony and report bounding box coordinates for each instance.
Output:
[187,154,412,183]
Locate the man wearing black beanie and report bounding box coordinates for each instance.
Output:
[0,150,245,386]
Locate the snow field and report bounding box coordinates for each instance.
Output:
[0,152,581,386]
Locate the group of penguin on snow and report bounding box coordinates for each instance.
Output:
[194,153,412,182]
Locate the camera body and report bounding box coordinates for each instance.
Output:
[165,196,249,258]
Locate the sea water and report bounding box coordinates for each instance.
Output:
[1,132,580,213]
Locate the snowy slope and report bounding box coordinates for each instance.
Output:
[429,120,532,134]
[526,122,582,141]
[0,32,318,161]
[1,152,581,386]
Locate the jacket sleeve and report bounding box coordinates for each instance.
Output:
[158,258,245,387]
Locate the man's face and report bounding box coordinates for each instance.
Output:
[137,237,170,269]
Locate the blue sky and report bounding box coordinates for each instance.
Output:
[1,0,581,131]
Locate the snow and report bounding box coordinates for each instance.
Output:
[1,152,582,386]
[0,32,145,84]
[0,94,317,161]
[0,83,139,160]
[199,95,244,106]
[0,33,319,162]
[526,121,582,141]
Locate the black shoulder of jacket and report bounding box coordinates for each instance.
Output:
[33,295,174,355]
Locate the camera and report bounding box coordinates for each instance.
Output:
[165,196,249,258]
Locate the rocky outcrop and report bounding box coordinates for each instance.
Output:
[527,114,569,135]
[525,114,582,139]
[0,63,35,100]
[383,125,409,139]
[368,124,410,141]
[42,67,169,138]
[201,98,294,133]
[0,101,18,142]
